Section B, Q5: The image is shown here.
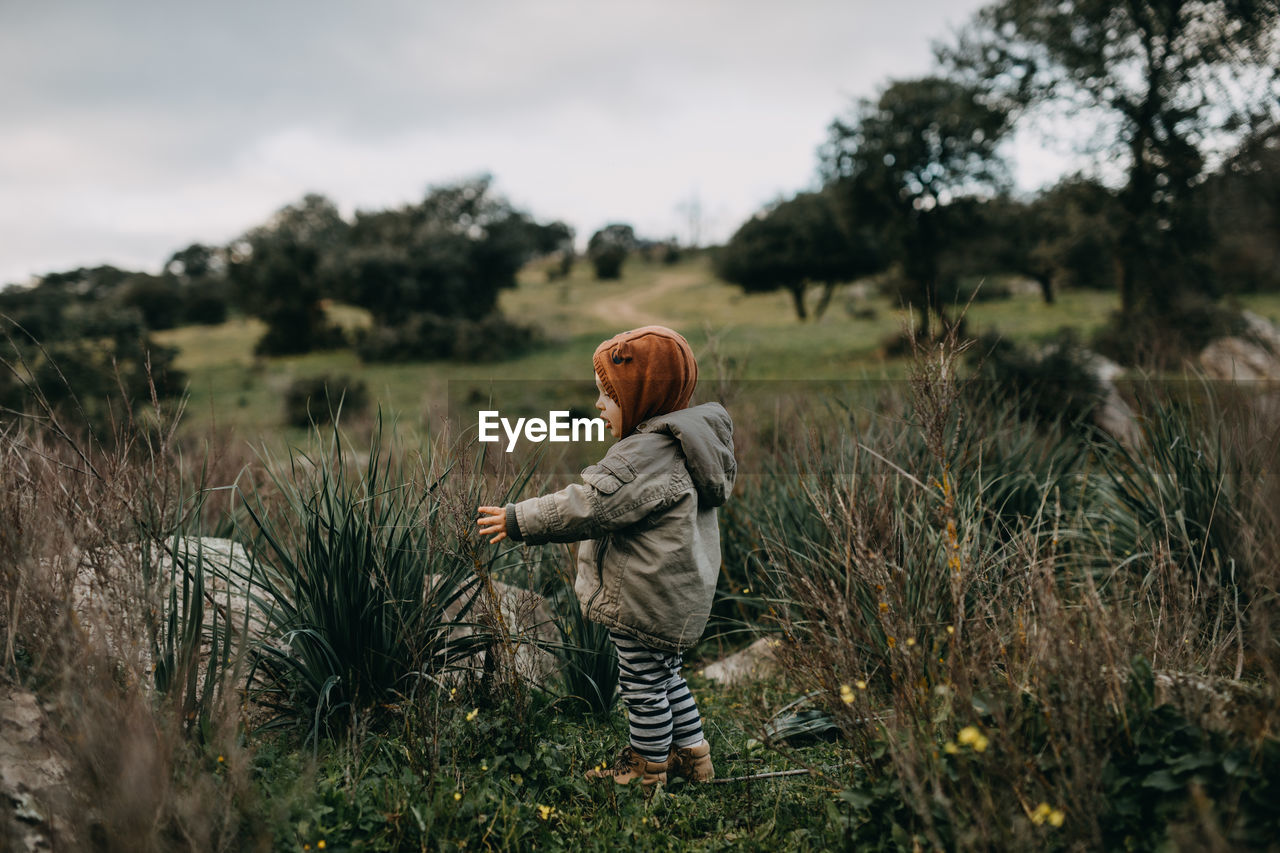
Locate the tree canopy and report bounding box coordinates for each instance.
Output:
[228,193,348,356]
[821,76,1012,337]
[716,190,880,320]
[587,224,637,280]
[336,176,557,326]
[941,0,1280,317]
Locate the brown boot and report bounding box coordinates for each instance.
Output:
[584,746,668,786]
[667,739,715,782]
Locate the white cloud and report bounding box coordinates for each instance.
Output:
[2,0,1024,285]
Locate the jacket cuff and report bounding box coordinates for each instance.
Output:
[504,503,524,542]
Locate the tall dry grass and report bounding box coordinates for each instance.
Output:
[0,384,266,850]
[753,332,1280,849]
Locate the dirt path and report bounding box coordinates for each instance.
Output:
[590,270,700,328]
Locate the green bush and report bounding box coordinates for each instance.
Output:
[967,329,1106,432]
[451,313,538,363]
[2,333,187,439]
[587,223,636,280]
[181,286,230,326]
[282,374,369,428]
[1091,294,1248,367]
[355,312,540,364]
[588,245,627,280]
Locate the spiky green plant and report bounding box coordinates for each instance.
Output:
[139,532,244,740]
[1089,380,1245,587]
[545,571,618,715]
[230,415,535,742]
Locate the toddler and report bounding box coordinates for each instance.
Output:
[477,325,736,786]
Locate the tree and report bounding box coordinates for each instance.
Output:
[941,0,1280,318]
[166,243,222,280]
[715,190,880,320]
[961,176,1123,303]
[1205,124,1280,292]
[821,76,1011,338]
[118,273,185,330]
[587,224,637,280]
[338,177,543,326]
[227,194,348,355]
[166,243,230,325]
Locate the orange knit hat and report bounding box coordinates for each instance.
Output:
[593,325,698,438]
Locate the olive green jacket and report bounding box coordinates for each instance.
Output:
[503,402,736,652]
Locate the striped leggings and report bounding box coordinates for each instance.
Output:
[611,629,705,763]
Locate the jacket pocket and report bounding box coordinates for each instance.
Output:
[581,454,637,495]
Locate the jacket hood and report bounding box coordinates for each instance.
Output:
[636,402,736,507]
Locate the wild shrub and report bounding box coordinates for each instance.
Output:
[354,312,540,364]
[967,329,1106,431]
[0,392,258,850]
[282,374,369,428]
[232,420,543,743]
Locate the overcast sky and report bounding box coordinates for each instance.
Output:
[0,0,1082,287]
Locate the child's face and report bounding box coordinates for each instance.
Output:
[594,372,623,439]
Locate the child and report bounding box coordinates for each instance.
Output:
[477,325,736,786]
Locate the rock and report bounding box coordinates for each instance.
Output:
[66,537,273,685]
[65,538,565,699]
[431,573,562,690]
[1241,310,1280,355]
[701,637,784,685]
[1082,352,1141,447]
[1199,336,1280,382]
[0,684,74,852]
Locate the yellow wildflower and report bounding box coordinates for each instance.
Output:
[318,843,326,850]
[906,638,916,647]
[1031,802,1052,826]
[466,707,479,722]
[454,791,462,801]
[856,679,867,690]
[217,755,224,763]
[886,637,896,648]
[840,684,855,704]
[957,726,981,746]
[943,742,959,755]
[1049,808,1065,827]
[946,626,955,635]
[538,804,554,821]
[481,763,488,771]
[878,601,889,613]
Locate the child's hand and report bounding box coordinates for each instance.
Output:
[476,505,508,544]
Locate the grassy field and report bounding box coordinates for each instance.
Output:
[154,254,1280,445]
[7,260,1280,851]
[150,256,1117,439]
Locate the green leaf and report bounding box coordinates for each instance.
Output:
[1142,769,1185,792]
[838,788,875,810]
